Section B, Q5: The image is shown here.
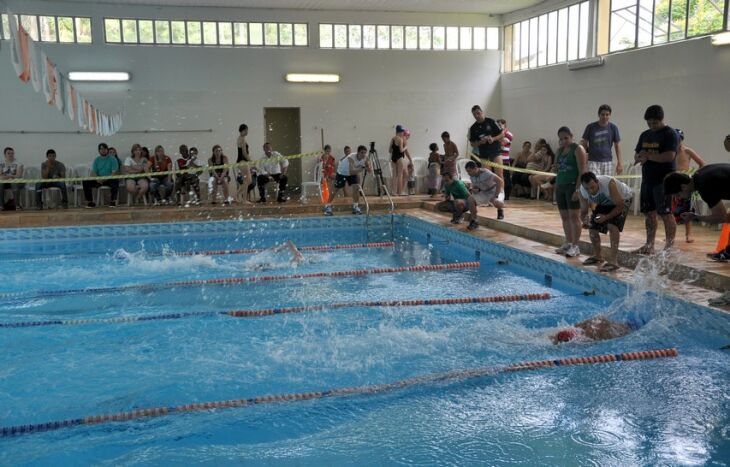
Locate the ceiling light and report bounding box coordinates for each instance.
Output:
[712,32,730,46]
[68,72,131,82]
[286,73,340,83]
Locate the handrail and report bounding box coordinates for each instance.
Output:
[358,185,370,230]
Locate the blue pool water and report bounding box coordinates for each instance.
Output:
[0,215,729,465]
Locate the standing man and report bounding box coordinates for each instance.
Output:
[256,142,289,203]
[465,160,505,220]
[323,145,371,216]
[578,172,633,272]
[581,104,623,176]
[82,142,120,208]
[633,105,678,254]
[469,105,505,182]
[35,149,69,209]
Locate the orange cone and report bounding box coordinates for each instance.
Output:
[320,177,330,204]
[715,224,730,253]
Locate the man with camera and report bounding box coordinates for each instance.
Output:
[323,145,371,216]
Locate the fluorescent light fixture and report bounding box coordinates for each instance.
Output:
[712,32,730,46]
[286,73,340,83]
[567,56,604,71]
[68,72,131,82]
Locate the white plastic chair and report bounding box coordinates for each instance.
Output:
[456,158,473,186]
[624,163,642,216]
[410,157,428,194]
[22,167,40,208]
[72,165,90,207]
[300,161,323,204]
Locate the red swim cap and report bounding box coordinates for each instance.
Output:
[556,329,577,343]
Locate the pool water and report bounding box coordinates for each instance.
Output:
[0,215,729,465]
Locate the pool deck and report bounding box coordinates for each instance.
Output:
[1,195,726,311]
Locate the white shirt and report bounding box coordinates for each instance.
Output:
[259,151,289,175]
[336,154,366,176]
[469,168,498,193]
[579,175,633,206]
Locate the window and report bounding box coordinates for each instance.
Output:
[318,23,500,51]
[101,17,306,47]
[39,16,57,42]
[138,20,154,44]
[504,1,591,72]
[122,19,137,43]
[21,15,39,41]
[608,0,726,53]
[219,22,233,45]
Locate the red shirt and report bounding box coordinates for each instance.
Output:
[322,154,336,178]
[151,156,172,173]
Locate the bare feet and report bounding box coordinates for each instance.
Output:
[632,245,655,255]
[686,236,695,243]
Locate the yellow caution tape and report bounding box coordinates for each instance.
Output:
[1,150,322,185]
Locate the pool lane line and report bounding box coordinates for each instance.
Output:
[0,348,678,437]
[0,261,480,301]
[0,242,396,264]
[0,293,552,328]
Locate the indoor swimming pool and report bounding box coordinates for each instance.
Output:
[0,215,728,465]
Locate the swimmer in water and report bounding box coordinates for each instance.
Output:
[551,315,645,344]
[269,240,304,263]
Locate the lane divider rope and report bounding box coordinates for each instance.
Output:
[0,348,678,437]
[0,293,551,328]
[0,261,480,300]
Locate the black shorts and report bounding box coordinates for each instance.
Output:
[556,183,580,210]
[640,180,671,214]
[335,173,359,188]
[512,172,531,187]
[589,200,632,234]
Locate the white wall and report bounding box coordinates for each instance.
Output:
[500,37,730,164]
[0,0,502,183]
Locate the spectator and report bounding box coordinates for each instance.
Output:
[439,171,479,231]
[581,104,623,175]
[0,147,24,210]
[208,144,231,205]
[510,141,532,198]
[465,160,505,220]
[441,132,459,183]
[147,145,174,205]
[665,163,730,260]
[389,125,409,196]
[323,144,371,216]
[672,129,706,243]
[578,171,634,272]
[527,139,556,200]
[124,143,149,205]
[108,147,122,169]
[498,118,514,200]
[257,142,289,203]
[175,145,202,206]
[320,144,337,194]
[406,161,416,195]
[82,142,119,208]
[426,143,442,197]
[633,105,679,255]
[34,149,68,210]
[236,124,253,205]
[554,127,588,258]
[469,105,505,181]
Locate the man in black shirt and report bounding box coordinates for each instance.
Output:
[469,105,505,182]
[632,105,679,255]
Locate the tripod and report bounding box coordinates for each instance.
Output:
[366,141,387,197]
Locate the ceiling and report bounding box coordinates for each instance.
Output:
[64,0,545,15]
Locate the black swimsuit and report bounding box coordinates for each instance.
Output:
[391,140,404,163]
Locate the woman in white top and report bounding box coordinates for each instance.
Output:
[0,147,24,210]
[124,143,149,204]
